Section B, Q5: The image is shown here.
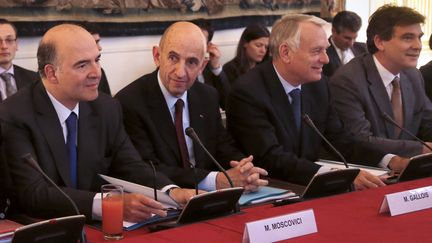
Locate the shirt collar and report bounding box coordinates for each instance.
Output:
[373,55,400,87]
[273,64,301,94]
[46,90,79,123]
[157,71,188,110]
[0,65,14,76]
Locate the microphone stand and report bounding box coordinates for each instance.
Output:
[22,153,87,243]
[302,114,354,192]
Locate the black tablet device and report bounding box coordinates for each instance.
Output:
[386,153,432,184]
[301,168,360,199]
[177,187,244,224]
[11,215,85,243]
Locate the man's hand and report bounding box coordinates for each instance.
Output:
[216,155,268,192]
[422,142,432,154]
[388,156,410,174]
[169,188,206,207]
[123,193,166,223]
[353,170,386,190]
[207,42,222,69]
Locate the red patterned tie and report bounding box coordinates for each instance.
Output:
[175,99,190,168]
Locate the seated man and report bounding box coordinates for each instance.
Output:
[226,14,407,189]
[0,19,38,100]
[192,18,231,110]
[322,11,367,77]
[330,5,432,159]
[0,24,194,222]
[116,21,268,193]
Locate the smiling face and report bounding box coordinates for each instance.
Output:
[42,25,101,109]
[153,22,207,97]
[0,23,17,70]
[278,22,329,86]
[374,24,423,74]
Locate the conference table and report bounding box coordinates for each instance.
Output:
[86,177,432,242]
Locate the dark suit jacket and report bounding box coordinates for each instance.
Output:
[226,61,386,185]
[115,70,244,188]
[322,38,367,77]
[202,65,230,110]
[13,65,39,90]
[223,57,243,85]
[330,53,432,157]
[420,61,432,101]
[0,81,173,220]
[99,68,112,96]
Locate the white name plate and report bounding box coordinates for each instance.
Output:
[379,186,432,216]
[242,209,317,243]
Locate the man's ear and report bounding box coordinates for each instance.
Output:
[374,35,385,51]
[152,46,161,67]
[44,64,58,84]
[279,43,292,64]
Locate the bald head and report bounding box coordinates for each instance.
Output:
[37,24,96,78]
[153,21,208,97]
[159,21,207,56]
[37,23,101,109]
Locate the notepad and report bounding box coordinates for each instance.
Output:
[239,186,296,206]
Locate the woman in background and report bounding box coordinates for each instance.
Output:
[223,23,270,84]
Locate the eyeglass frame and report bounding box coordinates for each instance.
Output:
[0,38,17,46]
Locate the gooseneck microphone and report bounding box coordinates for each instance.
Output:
[146,160,158,201]
[382,112,432,152]
[185,127,235,188]
[302,114,349,168]
[22,153,87,243]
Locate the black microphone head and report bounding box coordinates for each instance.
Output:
[185,127,194,137]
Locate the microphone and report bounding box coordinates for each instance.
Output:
[302,114,349,168]
[146,160,158,201]
[185,127,240,213]
[185,127,234,188]
[22,153,87,243]
[382,112,432,152]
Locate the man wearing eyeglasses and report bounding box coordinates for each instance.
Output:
[0,19,38,100]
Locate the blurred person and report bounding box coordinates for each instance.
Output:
[223,23,270,84]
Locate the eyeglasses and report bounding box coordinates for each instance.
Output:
[0,38,16,46]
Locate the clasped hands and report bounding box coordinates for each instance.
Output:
[215,155,269,193]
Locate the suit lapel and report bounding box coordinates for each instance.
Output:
[364,55,395,137]
[265,63,299,149]
[188,84,207,166]
[146,77,182,164]
[33,83,72,187]
[76,102,99,189]
[399,71,413,128]
[13,65,26,90]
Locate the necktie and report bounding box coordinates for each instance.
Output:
[289,88,301,131]
[0,72,16,98]
[66,112,78,188]
[391,77,403,138]
[174,99,190,168]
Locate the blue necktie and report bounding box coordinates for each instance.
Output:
[289,88,301,131]
[66,112,78,188]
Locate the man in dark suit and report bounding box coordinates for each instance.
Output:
[0,19,38,100]
[192,19,230,110]
[0,24,195,222]
[322,11,367,77]
[116,21,268,192]
[226,14,408,189]
[330,5,432,159]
